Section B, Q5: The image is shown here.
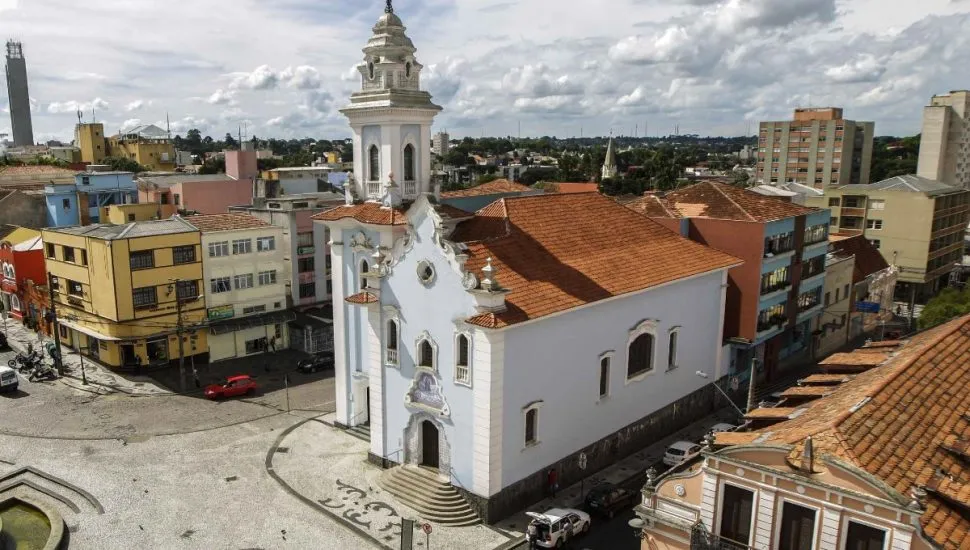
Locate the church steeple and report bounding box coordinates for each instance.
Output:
[602,135,618,181]
[385,0,393,13]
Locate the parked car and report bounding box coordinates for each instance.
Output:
[663,440,702,467]
[0,366,18,393]
[204,375,257,400]
[584,483,637,518]
[297,353,334,373]
[525,508,591,548]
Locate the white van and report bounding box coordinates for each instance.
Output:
[0,365,18,393]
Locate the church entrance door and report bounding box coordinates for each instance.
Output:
[421,420,439,469]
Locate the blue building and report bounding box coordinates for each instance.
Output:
[45,171,138,227]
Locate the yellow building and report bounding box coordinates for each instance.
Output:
[41,217,207,369]
[107,124,177,171]
[76,122,107,164]
[98,203,178,224]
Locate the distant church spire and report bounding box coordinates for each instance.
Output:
[385,0,393,13]
[602,135,618,181]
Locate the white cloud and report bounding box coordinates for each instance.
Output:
[280,66,322,90]
[825,55,886,83]
[125,100,146,112]
[121,118,142,130]
[228,64,322,91]
[47,97,108,115]
[207,89,236,105]
[229,65,280,90]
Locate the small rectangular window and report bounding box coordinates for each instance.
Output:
[176,280,198,301]
[129,250,154,270]
[210,277,231,294]
[67,280,83,297]
[132,286,158,309]
[62,198,70,210]
[845,521,886,550]
[258,270,277,286]
[299,282,316,298]
[866,219,883,230]
[232,239,252,255]
[174,193,180,206]
[777,502,816,550]
[297,232,313,247]
[63,247,76,263]
[208,241,229,258]
[173,245,196,264]
[719,484,755,547]
[233,273,254,290]
[525,407,538,446]
[80,249,88,266]
[298,257,315,273]
[668,330,679,370]
[828,197,840,207]
[256,236,275,251]
[46,243,55,259]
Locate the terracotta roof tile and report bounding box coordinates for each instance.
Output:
[799,374,854,386]
[715,432,761,446]
[830,234,891,284]
[818,352,889,367]
[862,339,903,349]
[452,193,741,328]
[650,182,819,222]
[0,165,77,176]
[625,194,678,218]
[780,386,835,398]
[551,183,600,194]
[312,202,408,225]
[345,291,379,305]
[733,315,970,548]
[744,407,801,419]
[185,213,271,232]
[440,179,534,198]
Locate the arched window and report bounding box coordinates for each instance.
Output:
[385,319,399,366]
[360,259,370,290]
[418,339,434,368]
[524,406,539,446]
[455,333,470,386]
[368,145,380,182]
[668,328,679,370]
[628,332,655,378]
[403,144,415,182]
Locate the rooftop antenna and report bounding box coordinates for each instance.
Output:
[92,107,97,123]
[635,124,638,138]
[76,110,83,126]
[166,112,171,139]
[238,124,242,147]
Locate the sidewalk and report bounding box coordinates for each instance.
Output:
[492,407,737,544]
[2,319,169,396]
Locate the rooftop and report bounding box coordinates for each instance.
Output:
[840,174,963,196]
[185,213,272,233]
[46,217,197,240]
[636,182,818,223]
[551,183,600,194]
[312,202,409,226]
[829,234,891,284]
[137,174,238,188]
[450,192,741,328]
[1,227,40,246]
[440,178,534,198]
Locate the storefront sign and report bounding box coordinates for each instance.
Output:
[207,305,235,321]
[297,245,315,255]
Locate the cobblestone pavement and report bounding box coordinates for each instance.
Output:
[271,414,511,550]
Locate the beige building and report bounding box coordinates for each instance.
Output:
[805,175,970,300]
[813,250,854,358]
[916,90,970,189]
[185,214,292,362]
[634,316,970,550]
[757,108,874,189]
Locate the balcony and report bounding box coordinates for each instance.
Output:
[367,181,381,197]
[760,281,791,297]
[385,348,398,366]
[757,314,788,334]
[403,180,417,196]
[67,296,84,308]
[690,525,755,550]
[840,207,865,217]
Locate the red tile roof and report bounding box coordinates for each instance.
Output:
[312,202,409,226]
[551,183,599,194]
[640,182,818,222]
[185,213,271,232]
[436,204,474,219]
[453,193,741,328]
[830,234,891,284]
[345,292,379,305]
[440,179,534,198]
[737,315,970,548]
[0,165,76,177]
[625,194,678,218]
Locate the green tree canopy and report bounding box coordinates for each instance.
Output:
[102,156,147,173]
[919,286,970,330]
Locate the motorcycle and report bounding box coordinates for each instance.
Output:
[28,364,57,382]
[9,351,42,373]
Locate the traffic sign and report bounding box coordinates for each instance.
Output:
[856,301,881,314]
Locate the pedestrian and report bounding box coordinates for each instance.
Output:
[526,523,537,550]
[548,468,558,498]
[896,304,902,317]
[269,336,277,353]
[134,354,142,375]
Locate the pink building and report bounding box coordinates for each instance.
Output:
[137,174,253,215]
[225,144,258,181]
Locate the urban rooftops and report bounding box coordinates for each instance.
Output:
[840,174,962,196]
[45,216,197,240]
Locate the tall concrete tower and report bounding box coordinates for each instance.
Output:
[5,41,34,147]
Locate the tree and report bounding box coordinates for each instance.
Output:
[102,156,147,173]
[731,170,750,188]
[444,150,473,167]
[919,287,970,330]
[476,173,499,185]
[198,158,226,175]
[224,133,238,150]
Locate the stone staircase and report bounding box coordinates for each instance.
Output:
[378,465,481,526]
[345,422,371,442]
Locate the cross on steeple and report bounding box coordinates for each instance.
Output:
[385,0,393,13]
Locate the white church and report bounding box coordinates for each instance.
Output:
[313,2,742,523]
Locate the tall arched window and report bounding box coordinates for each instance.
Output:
[418,339,434,368]
[455,333,470,386]
[368,145,380,182]
[385,319,399,366]
[360,259,370,290]
[403,144,415,181]
[628,332,655,378]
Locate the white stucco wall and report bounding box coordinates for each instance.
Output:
[498,269,727,488]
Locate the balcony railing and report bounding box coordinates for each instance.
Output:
[367,181,381,197]
[690,524,755,550]
[403,180,416,196]
[840,207,865,217]
[67,296,84,308]
[760,281,790,296]
[385,348,398,366]
[757,314,788,333]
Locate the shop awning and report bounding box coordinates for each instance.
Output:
[57,318,122,341]
[208,310,296,335]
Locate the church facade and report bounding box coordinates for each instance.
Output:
[314,3,744,522]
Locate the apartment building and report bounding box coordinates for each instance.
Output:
[757,108,874,189]
[812,249,854,358]
[432,131,449,156]
[106,125,176,171]
[917,90,970,189]
[629,182,831,381]
[185,214,291,362]
[45,171,138,227]
[41,218,206,369]
[136,174,252,215]
[75,122,107,164]
[807,175,970,300]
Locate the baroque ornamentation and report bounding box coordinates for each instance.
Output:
[404,370,450,417]
[350,231,375,252]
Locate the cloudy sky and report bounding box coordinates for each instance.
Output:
[1,0,968,143]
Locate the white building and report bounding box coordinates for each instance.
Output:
[433,131,450,156]
[917,90,970,189]
[313,3,742,523]
[268,166,335,195]
[186,213,291,361]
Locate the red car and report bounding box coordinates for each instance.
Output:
[204,375,257,400]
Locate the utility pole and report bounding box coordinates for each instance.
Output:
[170,278,187,392]
[745,354,759,413]
[47,273,64,375]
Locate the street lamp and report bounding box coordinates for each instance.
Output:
[628,517,648,540]
[696,371,746,418]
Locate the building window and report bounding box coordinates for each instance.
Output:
[210,277,231,294]
[761,266,790,294]
[63,247,76,263]
[627,320,657,379]
[132,287,157,309]
[245,337,267,354]
[802,256,825,279]
[524,403,541,447]
[843,284,850,299]
[845,521,886,550]
[385,319,399,366]
[798,288,822,312]
[777,502,816,550]
[173,245,196,264]
[758,303,787,332]
[175,280,198,301]
[256,236,276,251]
[298,282,316,298]
[81,176,90,185]
[297,257,315,273]
[404,144,415,181]
[242,304,267,314]
[360,259,370,290]
[804,223,828,245]
[326,279,333,295]
[668,328,679,370]
[232,239,252,255]
[827,197,840,207]
[258,270,277,286]
[868,199,885,210]
[718,484,755,547]
[161,193,169,205]
[455,333,470,386]
[869,239,881,249]
[174,193,180,206]
[418,339,434,369]
[824,292,831,306]
[233,274,254,290]
[598,354,611,399]
[865,219,883,230]
[368,145,380,182]
[764,232,794,256]
[62,198,70,210]
[46,243,55,259]
[129,250,154,270]
[67,280,83,297]
[297,232,313,247]
[208,241,229,258]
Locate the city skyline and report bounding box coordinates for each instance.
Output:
[1,0,968,143]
